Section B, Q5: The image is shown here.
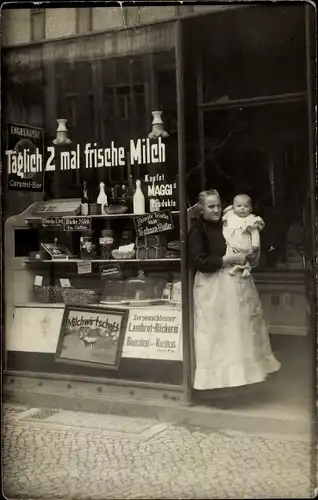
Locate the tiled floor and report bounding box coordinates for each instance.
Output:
[2,403,315,499]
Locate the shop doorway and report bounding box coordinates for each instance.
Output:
[182,4,316,422]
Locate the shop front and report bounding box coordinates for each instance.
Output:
[2,4,316,426]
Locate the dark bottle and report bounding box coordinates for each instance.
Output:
[121,184,127,201]
[81,181,90,216]
[127,175,134,214]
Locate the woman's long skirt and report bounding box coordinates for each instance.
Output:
[193,268,281,390]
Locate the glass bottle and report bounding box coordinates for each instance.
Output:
[81,181,89,216]
[127,175,134,213]
[133,180,145,215]
[97,182,108,215]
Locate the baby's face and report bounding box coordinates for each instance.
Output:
[233,196,252,218]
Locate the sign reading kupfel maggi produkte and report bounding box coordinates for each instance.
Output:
[122,307,182,361]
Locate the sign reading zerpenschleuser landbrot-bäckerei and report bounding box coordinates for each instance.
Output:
[122,307,182,361]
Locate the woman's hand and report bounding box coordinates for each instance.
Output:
[222,253,247,267]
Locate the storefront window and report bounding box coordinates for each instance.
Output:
[199,5,307,102]
[3,21,183,386]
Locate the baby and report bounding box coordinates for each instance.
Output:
[222,194,265,277]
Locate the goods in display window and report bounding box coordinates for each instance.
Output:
[62,288,101,305]
[133,180,146,215]
[97,182,108,215]
[80,181,90,216]
[80,234,97,260]
[99,230,115,260]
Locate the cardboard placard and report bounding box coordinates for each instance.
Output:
[42,217,64,228]
[133,210,174,237]
[64,217,92,232]
[34,275,43,286]
[100,264,122,279]
[77,261,92,274]
[6,122,44,192]
[122,307,182,361]
[60,278,71,288]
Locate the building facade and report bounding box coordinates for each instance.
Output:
[1,3,316,427]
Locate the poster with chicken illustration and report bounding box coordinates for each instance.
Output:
[55,305,128,370]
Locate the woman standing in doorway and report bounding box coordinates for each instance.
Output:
[188,189,280,391]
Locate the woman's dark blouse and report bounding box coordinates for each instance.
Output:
[188,216,226,273]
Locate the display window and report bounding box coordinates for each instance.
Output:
[3,21,185,388]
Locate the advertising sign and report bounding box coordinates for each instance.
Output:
[122,307,182,361]
[133,210,174,237]
[55,305,128,370]
[6,122,44,191]
[64,216,92,232]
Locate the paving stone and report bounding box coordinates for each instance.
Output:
[2,403,314,499]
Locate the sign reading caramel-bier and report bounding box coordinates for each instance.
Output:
[133,210,174,237]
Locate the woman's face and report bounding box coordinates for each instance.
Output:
[201,194,222,222]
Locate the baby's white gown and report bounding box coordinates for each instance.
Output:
[193,210,281,390]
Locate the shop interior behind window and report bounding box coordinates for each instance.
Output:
[182,4,314,408]
[4,43,184,386]
[184,5,310,273]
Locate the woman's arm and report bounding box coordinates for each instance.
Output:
[188,225,223,273]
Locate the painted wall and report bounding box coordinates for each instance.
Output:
[1,5,234,47]
[45,8,76,39]
[1,9,30,45]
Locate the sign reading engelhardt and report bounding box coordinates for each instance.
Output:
[122,307,182,361]
[6,122,44,191]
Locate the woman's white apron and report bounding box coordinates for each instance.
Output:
[193,269,281,390]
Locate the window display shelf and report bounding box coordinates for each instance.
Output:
[24,258,181,264]
[199,91,307,111]
[25,211,181,224]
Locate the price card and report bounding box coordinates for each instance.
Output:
[42,217,64,228]
[77,261,92,275]
[60,278,71,288]
[34,275,43,286]
[64,217,91,232]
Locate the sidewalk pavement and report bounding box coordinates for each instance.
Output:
[2,404,315,499]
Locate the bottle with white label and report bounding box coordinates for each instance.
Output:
[81,181,89,216]
[97,182,108,215]
[133,180,145,215]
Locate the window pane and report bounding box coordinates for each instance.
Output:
[76,8,91,33]
[31,12,45,41]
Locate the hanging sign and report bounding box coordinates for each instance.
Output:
[134,210,174,237]
[64,217,92,232]
[5,122,44,191]
[41,217,64,228]
[122,307,182,361]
